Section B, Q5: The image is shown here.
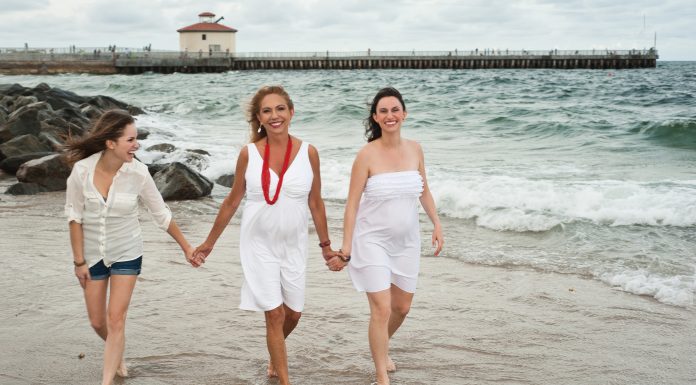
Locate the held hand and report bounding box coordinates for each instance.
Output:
[184,245,202,268]
[321,247,337,262]
[193,242,213,265]
[74,265,90,289]
[326,255,346,271]
[432,226,444,256]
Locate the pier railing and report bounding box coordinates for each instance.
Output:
[0,48,659,61]
[0,48,659,73]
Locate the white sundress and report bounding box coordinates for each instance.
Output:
[348,170,424,293]
[239,141,313,312]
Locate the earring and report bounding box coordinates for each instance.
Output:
[258,125,263,133]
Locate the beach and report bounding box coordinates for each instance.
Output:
[1,177,694,385]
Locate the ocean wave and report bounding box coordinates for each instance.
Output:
[431,175,696,232]
[630,120,696,149]
[599,269,694,307]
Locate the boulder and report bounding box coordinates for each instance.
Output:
[46,87,87,106]
[0,151,55,174]
[0,102,53,143]
[55,107,91,131]
[5,182,48,195]
[32,83,51,92]
[39,118,85,147]
[147,162,169,176]
[16,153,72,191]
[10,95,39,113]
[86,95,144,115]
[215,173,235,188]
[0,106,7,125]
[188,148,211,156]
[136,127,150,140]
[0,134,52,160]
[153,162,213,200]
[147,143,176,153]
[80,104,103,120]
[0,83,28,97]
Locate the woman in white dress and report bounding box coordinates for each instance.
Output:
[194,85,337,385]
[333,87,444,385]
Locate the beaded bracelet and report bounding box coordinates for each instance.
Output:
[318,240,331,248]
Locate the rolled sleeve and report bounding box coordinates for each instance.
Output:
[139,173,172,231]
[65,168,84,224]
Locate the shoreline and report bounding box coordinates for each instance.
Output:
[1,186,694,384]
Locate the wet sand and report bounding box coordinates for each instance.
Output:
[1,180,694,385]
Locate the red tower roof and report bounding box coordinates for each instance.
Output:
[177,23,238,32]
[198,12,215,17]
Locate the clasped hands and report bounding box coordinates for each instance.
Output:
[184,243,210,268]
[323,248,348,272]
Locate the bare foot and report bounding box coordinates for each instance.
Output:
[116,360,128,377]
[386,355,396,372]
[267,361,278,378]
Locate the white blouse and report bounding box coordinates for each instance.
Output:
[65,151,172,268]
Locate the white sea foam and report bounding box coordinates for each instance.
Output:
[599,269,695,307]
[431,174,696,232]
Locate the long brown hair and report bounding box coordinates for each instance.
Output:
[64,109,135,165]
[246,85,294,143]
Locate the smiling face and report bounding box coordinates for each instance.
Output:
[257,93,294,135]
[372,96,407,134]
[106,123,139,162]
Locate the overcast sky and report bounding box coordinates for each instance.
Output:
[1,0,694,60]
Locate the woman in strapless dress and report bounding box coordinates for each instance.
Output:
[333,87,444,385]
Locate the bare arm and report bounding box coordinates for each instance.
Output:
[341,147,370,257]
[195,146,249,260]
[416,144,443,256]
[165,219,196,266]
[69,221,90,287]
[307,145,337,262]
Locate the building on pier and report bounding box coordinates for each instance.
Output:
[177,12,238,55]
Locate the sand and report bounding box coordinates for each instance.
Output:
[1,177,694,385]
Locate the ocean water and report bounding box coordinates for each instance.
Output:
[3,62,695,307]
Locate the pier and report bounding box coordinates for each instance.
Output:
[0,49,658,75]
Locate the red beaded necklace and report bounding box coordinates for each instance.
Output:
[261,135,293,205]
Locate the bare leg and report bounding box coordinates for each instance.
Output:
[386,284,414,372]
[83,278,129,378]
[367,289,392,385]
[265,305,291,385]
[268,304,302,378]
[83,278,109,340]
[101,275,137,385]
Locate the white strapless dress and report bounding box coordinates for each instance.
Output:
[348,170,424,293]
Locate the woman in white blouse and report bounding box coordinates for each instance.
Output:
[65,109,197,385]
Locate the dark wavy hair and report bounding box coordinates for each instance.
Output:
[364,87,407,142]
[246,85,294,143]
[64,109,135,165]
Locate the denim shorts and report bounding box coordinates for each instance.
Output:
[89,256,142,280]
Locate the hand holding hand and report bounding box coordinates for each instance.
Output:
[185,245,202,267]
[326,255,346,271]
[193,242,213,266]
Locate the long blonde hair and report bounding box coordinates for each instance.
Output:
[246,85,294,143]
